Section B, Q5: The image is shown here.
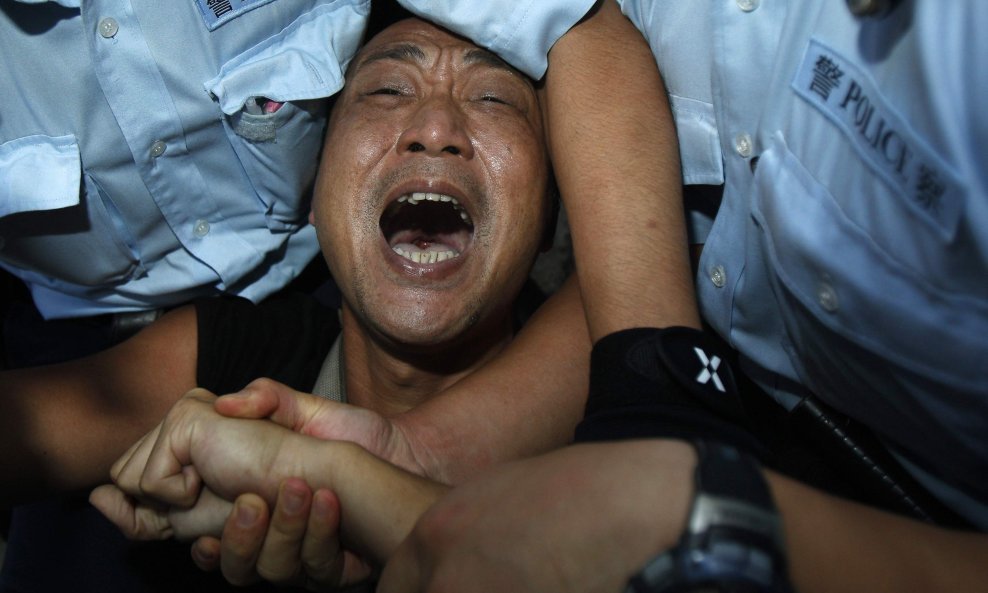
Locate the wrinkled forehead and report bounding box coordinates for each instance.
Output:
[348,18,531,87]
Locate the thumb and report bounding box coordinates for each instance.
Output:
[215,378,344,433]
[214,378,299,423]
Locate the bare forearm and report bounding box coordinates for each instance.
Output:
[2,365,173,502]
[307,441,447,562]
[1,306,197,504]
[398,276,590,484]
[769,473,988,592]
[0,367,95,500]
[543,0,700,340]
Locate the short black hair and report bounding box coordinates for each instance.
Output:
[366,0,416,42]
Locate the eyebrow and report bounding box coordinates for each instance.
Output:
[463,48,522,78]
[353,43,526,81]
[354,43,427,71]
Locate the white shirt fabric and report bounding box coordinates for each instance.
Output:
[619,0,988,527]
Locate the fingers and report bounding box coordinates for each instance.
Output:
[214,378,342,435]
[168,487,233,541]
[303,488,375,589]
[254,478,312,585]
[191,536,223,572]
[115,430,201,508]
[219,493,270,587]
[213,379,284,420]
[89,484,174,541]
[110,390,217,508]
[215,479,373,592]
[109,424,160,494]
[214,378,316,429]
[214,379,402,472]
[137,392,214,506]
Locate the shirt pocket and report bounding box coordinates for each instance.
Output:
[0,135,143,286]
[748,133,987,476]
[205,2,366,232]
[219,99,328,232]
[668,94,724,186]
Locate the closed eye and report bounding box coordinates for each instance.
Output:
[369,87,404,96]
[479,94,510,105]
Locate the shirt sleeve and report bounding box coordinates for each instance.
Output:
[396,0,598,79]
[195,294,339,395]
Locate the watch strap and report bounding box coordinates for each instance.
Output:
[693,440,774,508]
[626,440,792,593]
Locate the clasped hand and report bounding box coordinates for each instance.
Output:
[90,380,435,588]
[89,381,700,593]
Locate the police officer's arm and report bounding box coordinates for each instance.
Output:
[770,471,988,592]
[374,439,987,593]
[376,275,591,484]
[0,306,198,505]
[542,0,701,340]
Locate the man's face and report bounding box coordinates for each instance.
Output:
[312,19,550,350]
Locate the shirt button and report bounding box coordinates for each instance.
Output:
[737,0,760,12]
[193,219,211,238]
[149,140,167,158]
[709,265,727,288]
[734,134,753,158]
[817,281,840,313]
[98,17,119,38]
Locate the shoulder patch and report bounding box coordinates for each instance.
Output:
[792,38,962,239]
[194,0,278,31]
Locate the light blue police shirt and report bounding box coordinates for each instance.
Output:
[1,0,372,318]
[0,0,595,320]
[397,0,598,80]
[620,0,988,528]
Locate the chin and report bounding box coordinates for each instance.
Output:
[365,304,469,345]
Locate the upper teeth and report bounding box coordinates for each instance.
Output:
[397,192,472,224]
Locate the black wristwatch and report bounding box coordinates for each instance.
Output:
[625,441,794,593]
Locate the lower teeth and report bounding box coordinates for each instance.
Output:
[393,246,459,264]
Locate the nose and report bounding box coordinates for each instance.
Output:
[397,96,474,159]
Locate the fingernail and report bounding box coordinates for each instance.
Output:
[312,489,335,520]
[282,484,305,515]
[192,545,217,566]
[236,503,259,527]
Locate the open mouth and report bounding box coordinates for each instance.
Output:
[381,192,475,264]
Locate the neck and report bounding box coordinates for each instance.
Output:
[340,306,513,417]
